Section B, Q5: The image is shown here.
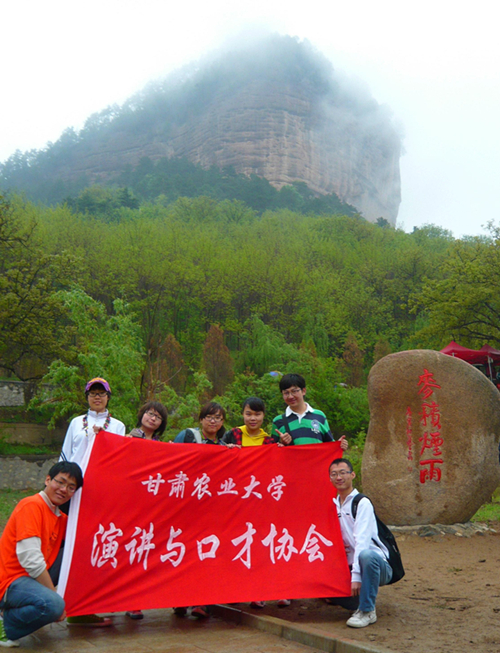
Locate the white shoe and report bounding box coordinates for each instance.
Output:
[346,609,377,628]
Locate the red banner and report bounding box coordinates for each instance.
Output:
[59,433,350,615]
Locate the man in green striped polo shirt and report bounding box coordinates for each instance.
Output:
[271,373,348,450]
[271,373,348,608]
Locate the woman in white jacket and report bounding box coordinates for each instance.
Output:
[60,377,126,467]
[59,377,125,628]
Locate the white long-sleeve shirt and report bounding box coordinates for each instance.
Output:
[333,488,388,584]
[60,409,126,466]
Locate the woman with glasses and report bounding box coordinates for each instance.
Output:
[127,401,168,441]
[124,401,168,621]
[174,402,226,444]
[172,401,226,619]
[60,377,126,469]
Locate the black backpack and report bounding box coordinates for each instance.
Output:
[351,493,405,585]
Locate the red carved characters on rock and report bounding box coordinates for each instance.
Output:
[416,370,443,484]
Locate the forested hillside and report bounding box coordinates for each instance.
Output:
[3,191,493,437]
[64,157,359,217]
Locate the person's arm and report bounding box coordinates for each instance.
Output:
[104,418,126,436]
[32,569,66,620]
[351,580,362,596]
[321,417,347,449]
[270,419,281,442]
[262,434,277,445]
[16,537,46,580]
[338,435,348,450]
[351,498,378,584]
[59,419,76,461]
[126,427,145,438]
[33,568,57,591]
[220,429,236,445]
[321,416,334,443]
[271,418,292,445]
[16,537,65,620]
[114,420,126,436]
[17,538,60,592]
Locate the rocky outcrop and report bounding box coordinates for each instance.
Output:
[362,350,500,525]
[2,37,402,224]
[54,76,401,224]
[168,81,401,223]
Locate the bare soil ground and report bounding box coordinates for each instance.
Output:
[250,529,500,653]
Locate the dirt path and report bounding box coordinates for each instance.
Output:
[251,529,500,653]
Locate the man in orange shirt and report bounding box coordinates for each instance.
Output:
[0,461,83,648]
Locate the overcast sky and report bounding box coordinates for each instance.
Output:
[1,0,498,239]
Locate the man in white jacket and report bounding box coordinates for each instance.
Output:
[330,458,392,629]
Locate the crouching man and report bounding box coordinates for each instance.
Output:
[329,458,391,629]
[0,461,83,647]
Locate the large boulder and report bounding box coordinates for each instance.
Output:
[362,349,500,525]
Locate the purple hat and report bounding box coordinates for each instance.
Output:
[85,377,111,394]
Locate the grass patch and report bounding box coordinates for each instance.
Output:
[0,442,60,456]
[472,499,500,522]
[0,436,60,456]
[0,489,33,532]
[0,405,57,425]
[472,486,500,522]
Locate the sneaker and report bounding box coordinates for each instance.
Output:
[346,609,377,628]
[250,601,266,609]
[191,606,209,619]
[173,607,187,617]
[0,618,20,648]
[125,610,144,620]
[277,599,291,607]
[66,614,112,627]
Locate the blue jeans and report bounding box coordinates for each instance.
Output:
[358,549,392,612]
[0,576,65,641]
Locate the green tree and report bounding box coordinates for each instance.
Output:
[411,231,500,347]
[342,333,365,387]
[202,324,234,396]
[240,316,288,376]
[33,289,145,428]
[373,338,392,363]
[328,386,369,438]
[0,196,76,382]
[145,333,186,396]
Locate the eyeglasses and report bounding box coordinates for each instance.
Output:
[53,477,77,493]
[329,470,352,478]
[204,415,223,423]
[282,387,302,398]
[145,411,162,421]
[88,392,107,398]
